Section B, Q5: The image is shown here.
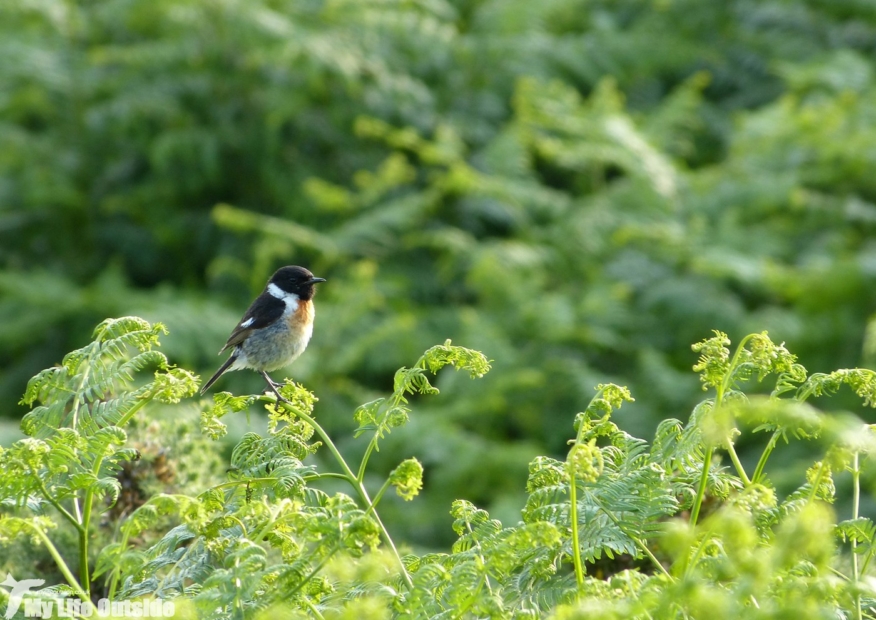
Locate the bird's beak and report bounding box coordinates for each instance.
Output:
[309,277,327,284]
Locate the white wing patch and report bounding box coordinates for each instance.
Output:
[240,317,254,328]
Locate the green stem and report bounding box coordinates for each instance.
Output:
[806,460,828,504]
[252,498,292,542]
[690,336,755,526]
[309,472,352,482]
[81,423,146,595]
[566,385,611,592]
[592,496,670,578]
[569,473,585,593]
[567,394,595,593]
[155,535,200,597]
[34,474,83,533]
[684,522,718,578]
[751,431,781,484]
[365,479,392,518]
[355,482,411,586]
[357,436,380,484]
[827,566,852,582]
[725,441,751,486]
[463,519,494,596]
[263,396,414,589]
[70,362,92,430]
[356,355,429,483]
[73,495,82,522]
[207,473,350,497]
[356,395,405,483]
[860,549,875,578]
[115,391,152,429]
[302,597,327,620]
[107,529,130,600]
[82,416,145,597]
[282,549,338,601]
[78,461,103,596]
[451,579,486,620]
[689,447,712,527]
[28,522,90,602]
[210,477,290,492]
[851,451,862,620]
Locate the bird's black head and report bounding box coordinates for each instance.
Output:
[268,266,326,300]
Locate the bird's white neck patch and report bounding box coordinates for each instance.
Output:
[267,283,286,299]
[268,283,300,314]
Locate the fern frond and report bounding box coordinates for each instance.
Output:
[18,316,193,437]
[797,368,876,407]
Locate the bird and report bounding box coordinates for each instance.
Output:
[200,265,326,400]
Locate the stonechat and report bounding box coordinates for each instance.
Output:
[200,265,326,399]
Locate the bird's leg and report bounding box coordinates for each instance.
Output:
[261,371,290,403]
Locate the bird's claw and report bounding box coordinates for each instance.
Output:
[262,372,291,404]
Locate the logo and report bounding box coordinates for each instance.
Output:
[1,575,45,619]
[0,574,174,619]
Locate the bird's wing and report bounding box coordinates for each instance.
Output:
[220,293,286,352]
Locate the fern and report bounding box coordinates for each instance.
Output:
[4,326,876,618]
[19,317,191,436]
[0,317,198,601]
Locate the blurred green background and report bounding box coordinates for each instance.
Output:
[2,0,876,547]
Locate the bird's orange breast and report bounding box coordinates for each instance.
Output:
[288,298,314,335]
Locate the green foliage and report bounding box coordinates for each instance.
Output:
[389,458,423,501]
[0,317,199,601]
[4,0,876,611]
[18,316,191,435]
[3,321,876,618]
[3,0,876,551]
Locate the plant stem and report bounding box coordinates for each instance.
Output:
[463,519,494,596]
[356,402,400,484]
[28,522,90,602]
[302,597,327,620]
[691,336,754,526]
[80,417,145,595]
[451,578,486,620]
[210,477,292,491]
[264,396,414,589]
[751,431,781,484]
[689,447,712,527]
[33,475,84,533]
[115,390,152,429]
[725,441,751,486]
[78,461,103,596]
[592,496,670,579]
[851,451,862,620]
[365,479,392,517]
[283,548,338,601]
[569,472,585,593]
[206,473,350,497]
[354,481,412,587]
[107,529,130,600]
[357,354,429,483]
[70,361,92,430]
[357,436,381,484]
[806,460,828,503]
[684,524,715,578]
[252,498,293,542]
[566,387,610,594]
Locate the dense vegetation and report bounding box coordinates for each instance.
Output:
[2,0,876,609]
[2,319,876,618]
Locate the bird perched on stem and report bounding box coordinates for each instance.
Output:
[201,265,326,400]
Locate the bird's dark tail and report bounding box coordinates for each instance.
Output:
[200,354,237,394]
